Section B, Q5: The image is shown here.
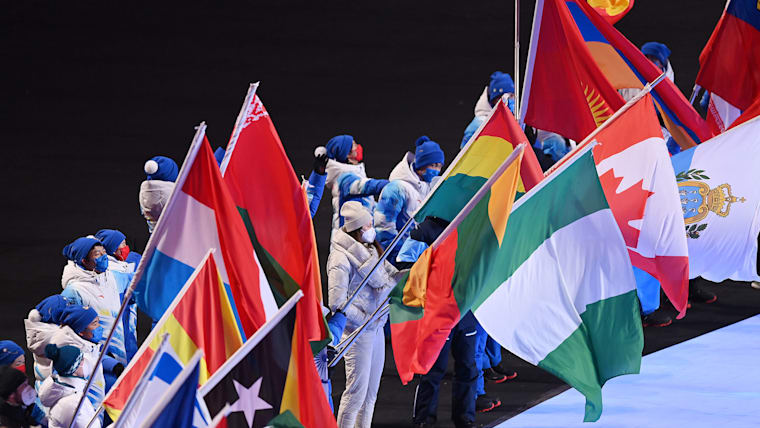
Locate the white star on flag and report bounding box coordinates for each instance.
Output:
[227,377,272,427]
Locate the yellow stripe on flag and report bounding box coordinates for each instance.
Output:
[216,270,244,356]
[449,136,517,181]
[488,151,523,247]
[279,325,301,420]
[402,247,433,308]
[160,315,212,384]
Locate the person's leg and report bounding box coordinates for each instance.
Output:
[413,334,452,424]
[451,312,479,426]
[337,328,373,428]
[485,335,501,367]
[356,326,385,428]
[474,321,487,396]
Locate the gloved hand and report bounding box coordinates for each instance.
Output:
[410,216,450,245]
[313,153,328,175]
[328,311,347,346]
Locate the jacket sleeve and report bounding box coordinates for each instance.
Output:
[461,115,486,149]
[337,172,389,199]
[374,181,406,249]
[60,287,83,305]
[327,252,365,323]
[346,243,399,291]
[305,171,327,218]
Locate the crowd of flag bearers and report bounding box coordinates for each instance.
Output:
[3,0,760,427]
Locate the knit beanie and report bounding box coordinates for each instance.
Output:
[0,341,24,367]
[641,42,671,68]
[0,366,27,399]
[95,229,126,256]
[44,344,83,377]
[35,295,71,324]
[60,306,98,335]
[326,135,354,163]
[144,156,179,182]
[340,201,373,232]
[488,71,515,103]
[413,136,445,170]
[62,237,101,267]
[214,147,226,166]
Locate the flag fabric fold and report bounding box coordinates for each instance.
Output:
[104,252,243,421]
[670,116,760,282]
[131,125,277,333]
[390,148,523,384]
[142,351,203,428]
[221,86,326,342]
[697,0,760,111]
[200,292,336,428]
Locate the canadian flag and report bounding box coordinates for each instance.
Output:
[592,94,689,317]
[550,93,689,317]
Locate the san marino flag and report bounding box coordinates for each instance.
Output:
[671,115,760,282]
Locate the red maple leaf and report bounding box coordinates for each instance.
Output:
[598,169,654,249]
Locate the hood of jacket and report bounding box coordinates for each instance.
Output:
[474,86,491,117]
[388,152,431,197]
[139,179,175,221]
[24,314,61,356]
[330,227,372,260]
[38,375,85,409]
[325,159,366,189]
[61,261,99,289]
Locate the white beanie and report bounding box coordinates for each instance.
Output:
[340,201,372,232]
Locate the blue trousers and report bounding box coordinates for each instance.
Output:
[475,322,503,395]
[413,312,478,426]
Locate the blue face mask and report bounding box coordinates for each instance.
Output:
[421,168,441,183]
[94,254,109,273]
[89,326,104,343]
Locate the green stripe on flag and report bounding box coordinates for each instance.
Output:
[537,289,643,422]
[415,174,487,223]
[468,151,609,310]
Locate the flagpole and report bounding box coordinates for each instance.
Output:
[519,0,543,125]
[514,0,520,120]
[220,82,259,176]
[68,123,208,428]
[543,72,668,176]
[335,97,507,315]
[329,145,526,366]
[140,350,204,428]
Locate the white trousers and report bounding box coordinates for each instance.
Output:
[336,323,385,428]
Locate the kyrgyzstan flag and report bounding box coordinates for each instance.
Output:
[104,252,244,421]
[551,94,689,317]
[199,293,336,428]
[221,84,327,343]
[521,0,625,142]
[697,0,760,111]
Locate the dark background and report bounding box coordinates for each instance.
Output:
[0,0,729,424]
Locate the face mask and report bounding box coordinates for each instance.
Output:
[19,384,36,406]
[421,168,441,183]
[354,144,364,162]
[14,365,25,374]
[361,228,376,244]
[116,245,130,261]
[94,254,109,273]
[89,326,104,343]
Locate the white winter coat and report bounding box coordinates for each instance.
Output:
[60,261,128,364]
[327,229,400,330]
[24,313,106,408]
[38,376,102,428]
[325,159,370,229]
[139,179,175,232]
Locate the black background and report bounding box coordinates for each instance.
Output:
[1,0,727,419]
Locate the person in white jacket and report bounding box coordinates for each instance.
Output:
[60,237,128,365]
[324,135,388,231]
[327,201,399,428]
[39,344,102,428]
[25,304,106,409]
[139,155,178,233]
[374,136,444,265]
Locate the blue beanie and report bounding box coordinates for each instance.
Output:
[35,295,71,324]
[413,136,445,170]
[214,147,226,166]
[62,237,102,267]
[488,71,515,102]
[44,344,82,377]
[641,42,671,68]
[0,341,24,367]
[95,229,126,256]
[60,306,98,335]
[144,156,179,182]
[325,135,354,163]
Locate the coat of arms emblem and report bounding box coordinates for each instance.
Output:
[677,168,745,239]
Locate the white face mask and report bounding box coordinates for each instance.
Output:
[361,228,376,244]
[19,384,36,406]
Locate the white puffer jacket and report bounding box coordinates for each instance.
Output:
[38,376,102,428]
[24,315,106,408]
[327,228,400,330]
[139,179,175,233]
[325,159,370,229]
[60,261,127,365]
